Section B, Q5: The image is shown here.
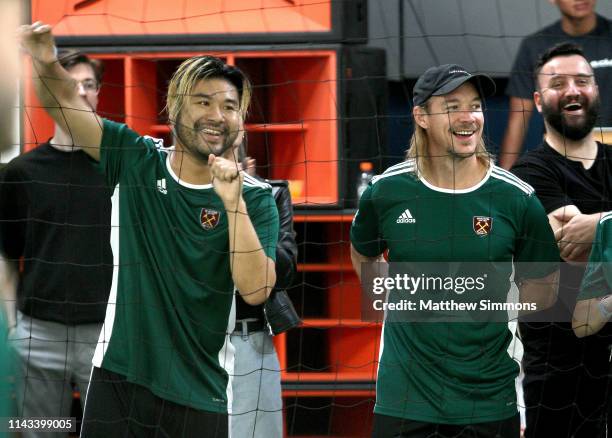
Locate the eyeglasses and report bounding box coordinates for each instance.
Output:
[76,79,100,92]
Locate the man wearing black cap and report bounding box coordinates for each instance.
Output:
[350,64,560,437]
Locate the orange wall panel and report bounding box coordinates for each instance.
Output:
[328,325,381,375]
[31,0,331,36]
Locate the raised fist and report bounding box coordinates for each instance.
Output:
[17,21,57,64]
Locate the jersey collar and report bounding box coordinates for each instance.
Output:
[418,160,493,194]
[165,150,213,190]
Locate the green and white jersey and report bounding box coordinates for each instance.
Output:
[92,120,279,414]
[578,212,612,301]
[350,159,558,424]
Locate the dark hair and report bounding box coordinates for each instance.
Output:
[533,42,590,90]
[57,49,104,87]
[200,56,248,104]
[165,55,252,124]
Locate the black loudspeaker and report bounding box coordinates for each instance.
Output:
[340,46,388,207]
[54,0,367,47]
[333,0,368,43]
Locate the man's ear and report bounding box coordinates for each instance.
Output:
[413,105,428,130]
[534,91,543,114]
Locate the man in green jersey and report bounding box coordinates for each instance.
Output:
[18,22,279,437]
[573,212,612,337]
[350,64,560,437]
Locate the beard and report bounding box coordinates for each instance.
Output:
[174,114,238,163]
[446,147,476,160]
[542,95,600,141]
[446,125,479,160]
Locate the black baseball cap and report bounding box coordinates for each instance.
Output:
[412,64,496,107]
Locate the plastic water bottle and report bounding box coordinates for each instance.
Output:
[356,161,374,203]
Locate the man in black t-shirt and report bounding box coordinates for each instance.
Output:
[0,51,112,435]
[511,43,612,438]
[500,0,612,169]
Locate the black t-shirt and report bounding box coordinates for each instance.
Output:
[511,141,612,368]
[0,143,113,324]
[506,14,612,128]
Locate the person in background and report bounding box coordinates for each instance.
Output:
[499,0,612,169]
[0,49,112,438]
[511,42,612,438]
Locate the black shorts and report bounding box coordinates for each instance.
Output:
[522,373,609,438]
[372,413,520,438]
[520,322,611,438]
[81,367,228,438]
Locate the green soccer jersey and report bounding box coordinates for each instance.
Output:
[92,120,279,414]
[350,159,559,424]
[578,213,612,301]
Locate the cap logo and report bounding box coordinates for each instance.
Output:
[449,69,469,76]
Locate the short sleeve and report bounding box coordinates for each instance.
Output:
[578,218,612,301]
[245,188,279,262]
[350,184,386,257]
[511,159,572,214]
[514,193,560,280]
[0,164,27,260]
[505,38,537,99]
[99,119,160,187]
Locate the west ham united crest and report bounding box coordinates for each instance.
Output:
[473,216,492,236]
[200,208,220,230]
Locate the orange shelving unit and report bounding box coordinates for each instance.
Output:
[276,212,380,436]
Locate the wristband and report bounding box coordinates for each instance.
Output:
[597,299,612,320]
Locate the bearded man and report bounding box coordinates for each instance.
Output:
[18,21,279,438]
[511,42,612,438]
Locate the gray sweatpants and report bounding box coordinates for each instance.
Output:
[230,328,282,438]
[10,311,102,438]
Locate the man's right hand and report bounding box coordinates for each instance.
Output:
[17,21,57,64]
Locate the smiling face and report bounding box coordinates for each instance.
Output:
[173,77,242,162]
[414,81,484,161]
[535,54,600,140]
[551,0,596,20]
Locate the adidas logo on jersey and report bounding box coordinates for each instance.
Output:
[157,178,167,194]
[396,209,415,224]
